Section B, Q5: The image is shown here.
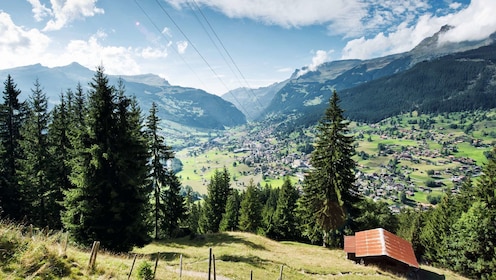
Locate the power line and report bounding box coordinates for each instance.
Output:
[134,0,249,125]
[133,0,208,90]
[152,0,255,120]
[188,0,265,117]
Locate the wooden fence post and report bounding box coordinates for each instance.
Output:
[179,254,183,279]
[213,254,216,280]
[208,247,212,280]
[279,264,284,280]
[88,241,100,270]
[250,270,253,280]
[127,254,137,280]
[153,252,160,279]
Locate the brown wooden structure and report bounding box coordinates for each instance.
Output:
[344,228,419,272]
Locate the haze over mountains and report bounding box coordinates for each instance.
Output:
[1,26,496,129]
[0,62,246,130]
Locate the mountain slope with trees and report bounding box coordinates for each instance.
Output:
[260,29,496,126]
[0,63,246,130]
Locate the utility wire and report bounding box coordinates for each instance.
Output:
[134,0,208,90]
[152,0,257,120]
[189,0,265,113]
[135,0,248,125]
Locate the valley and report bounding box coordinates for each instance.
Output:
[173,109,496,210]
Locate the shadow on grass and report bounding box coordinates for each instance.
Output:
[167,232,266,250]
[412,268,445,280]
[137,251,186,262]
[217,254,269,268]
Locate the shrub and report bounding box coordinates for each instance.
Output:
[137,261,153,280]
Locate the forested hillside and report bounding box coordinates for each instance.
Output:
[261,42,496,126]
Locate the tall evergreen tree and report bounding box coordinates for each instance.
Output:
[163,168,186,238]
[62,67,150,251]
[146,102,174,239]
[0,75,26,220]
[270,177,300,240]
[298,90,359,247]
[48,90,74,193]
[18,79,57,227]
[238,179,262,233]
[219,189,241,231]
[199,168,231,233]
[260,184,278,236]
[185,188,201,237]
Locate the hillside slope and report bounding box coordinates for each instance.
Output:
[260,27,496,125]
[0,221,467,279]
[0,63,246,130]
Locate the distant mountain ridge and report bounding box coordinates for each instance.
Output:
[0,63,246,130]
[254,26,496,124]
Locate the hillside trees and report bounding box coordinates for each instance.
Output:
[219,189,241,231]
[269,177,300,240]
[238,179,262,233]
[18,79,60,228]
[146,102,185,239]
[199,168,231,233]
[62,67,151,251]
[0,75,27,220]
[298,90,360,247]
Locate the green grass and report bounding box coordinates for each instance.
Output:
[0,220,469,280]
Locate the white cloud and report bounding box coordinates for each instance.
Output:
[449,2,462,10]
[161,27,172,37]
[0,12,51,68]
[309,50,333,71]
[177,40,188,54]
[43,0,104,31]
[49,32,141,74]
[27,0,52,21]
[341,14,447,59]
[341,0,496,60]
[296,49,334,77]
[440,0,496,43]
[140,47,168,59]
[167,0,366,35]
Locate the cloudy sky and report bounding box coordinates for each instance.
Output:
[1,0,495,95]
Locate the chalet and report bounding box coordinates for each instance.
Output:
[344,228,419,273]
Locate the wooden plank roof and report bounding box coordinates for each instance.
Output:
[344,228,419,268]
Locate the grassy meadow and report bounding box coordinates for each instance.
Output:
[0,220,468,279]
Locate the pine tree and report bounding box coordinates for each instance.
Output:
[298,90,359,247]
[199,168,231,233]
[270,177,300,240]
[219,189,241,231]
[185,188,201,237]
[238,179,262,233]
[0,75,27,220]
[62,67,150,251]
[48,90,74,193]
[163,168,186,238]
[260,184,278,236]
[146,102,174,239]
[18,79,58,227]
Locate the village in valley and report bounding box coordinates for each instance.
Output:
[176,110,494,211]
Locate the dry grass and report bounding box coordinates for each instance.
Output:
[1,221,467,280]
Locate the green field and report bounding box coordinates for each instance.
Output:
[172,110,495,209]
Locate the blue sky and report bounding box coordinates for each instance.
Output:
[1,0,495,95]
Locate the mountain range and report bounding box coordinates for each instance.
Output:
[256,25,496,125]
[0,63,246,130]
[2,25,496,130]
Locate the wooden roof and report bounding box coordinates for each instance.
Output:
[344,228,419,268]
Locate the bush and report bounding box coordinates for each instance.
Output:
[137,261,153,280]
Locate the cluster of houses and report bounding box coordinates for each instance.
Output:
[181,116,487,211]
